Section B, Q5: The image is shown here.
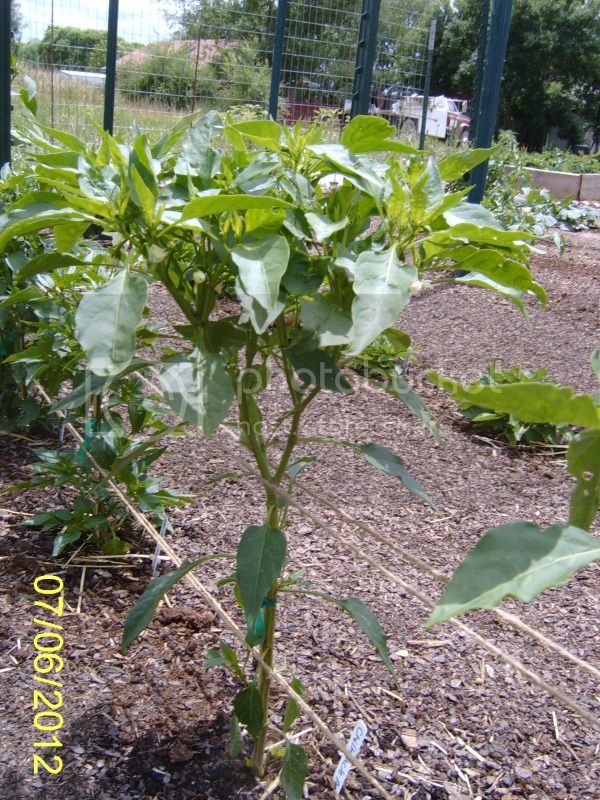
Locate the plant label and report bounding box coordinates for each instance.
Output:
[333,719,368,795]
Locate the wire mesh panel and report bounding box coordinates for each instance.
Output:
[114,1,277,134]
[17,0,111,139]
[280,0,362,122]
[373,0,432,112]
[13,0,435,142]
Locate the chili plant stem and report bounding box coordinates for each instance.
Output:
[252,588,277,777]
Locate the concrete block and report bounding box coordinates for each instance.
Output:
[579,173,600,202]
[522,167,582,200]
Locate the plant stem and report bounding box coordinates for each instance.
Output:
[252,586,277,777]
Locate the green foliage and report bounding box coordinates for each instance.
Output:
[433,0,600,150]
[427,522,600,626]
[36,26,138,70]
[281,743,308,800]
[118,42,200,110]
[448,362,575,446]
[213,41,271,109]
[429,351,600,625]
[118,39,270,111]
[484,131,598,235]
[345,328,414,379]
[15,387,190,556]
[3,111,566,796]
[522,148,600,175]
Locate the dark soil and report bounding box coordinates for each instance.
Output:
[1,230,599,800]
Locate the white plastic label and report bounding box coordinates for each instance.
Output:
[333,719,368,795]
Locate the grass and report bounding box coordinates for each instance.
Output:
[15,65,199,142]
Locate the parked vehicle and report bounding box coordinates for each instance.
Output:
[351,86,471,143]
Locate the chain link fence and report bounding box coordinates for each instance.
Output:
[10,0,433,143]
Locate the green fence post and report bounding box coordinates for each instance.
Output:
[469,0,491,144]
[468,0,513,203]
[0,0,12,167]
[103,0,119,134]
[351,0,382,118]
[268,0,288,121]
[418,18,437,150]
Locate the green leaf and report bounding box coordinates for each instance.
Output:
[443,202,503,229]
[288,340,353,394]
[229,713,244,758]
[219,640,246,684]
[236,525,287,629]
[227,119,282,152]
[121,553,233,651]
[122,559,202,651]
[0,285,45,309]
[159,347,235,436]
[568,429,600,530]
[233,685,263,737]
[54,222,89,251]
[281,743,308,800]
[286,456,321,481]
[347,246,417,355]
[204,648,226,670]
[449,248,544,300]
[281,253,322,295]
[52,359,152,411]
[152,111,201,160]
[386,370,443,445]
[381,328,411,353]
[232,235,290,334]
[412,160,444,219]
[76,270,148,376]
[313,592,395,677]
[309,144,384,198]
[341,115,421,155]
[129,165,156,224]
[454,272,530,317]
[177,194,292,224]
[282,677,306,733]
[37,124,88,153]
[427,523,600,627]
[16,251,88,280]
[433,221,534,247]
[52,529,82,557]
[437,147,497,182]
[174,111,222,178]
[305,212,349,242]
[19,75,38,115]
[429,373,600,429]
[300,296,352,347]
[0,201,91,252]
[100,534,131,556]
[592,349,600,382]
[359,442,435,509]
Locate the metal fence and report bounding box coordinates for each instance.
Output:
[5,0,433,147]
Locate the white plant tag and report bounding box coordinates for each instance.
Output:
[333,719,368,795]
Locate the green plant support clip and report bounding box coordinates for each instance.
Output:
[75,417,98,466]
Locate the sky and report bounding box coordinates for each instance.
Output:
[18,0,173,44]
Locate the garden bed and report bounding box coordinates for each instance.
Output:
[519,167,600,202]
[1,230,599,800]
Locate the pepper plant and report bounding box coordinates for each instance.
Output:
[1,112,557,793]
[428,351,600,627]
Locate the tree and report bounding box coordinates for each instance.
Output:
[432,0,600,150]
[12,1,23,41]
[36,26,139,70]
